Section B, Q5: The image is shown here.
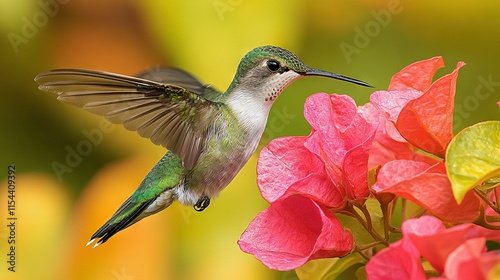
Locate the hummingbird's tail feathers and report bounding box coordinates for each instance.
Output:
[87,196,156,248]
[86,187,177,248]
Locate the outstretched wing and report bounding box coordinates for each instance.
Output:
[35,68,222,170]
[136,67,222,101]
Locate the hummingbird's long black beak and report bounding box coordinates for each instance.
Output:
[304,68,373,88]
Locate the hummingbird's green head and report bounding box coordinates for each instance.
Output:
[226,45,371,103]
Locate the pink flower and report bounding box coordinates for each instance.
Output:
[256,136,342,208]
[239,93,378,270]
[302,93,379,204]
[366,216,500,280]
[257,93,379,208]
[238,196,354,271]
[240,56,488,274]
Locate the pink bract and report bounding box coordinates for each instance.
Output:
[256,136,344,208]
[238,195,354,271]
[372,160,480,222]
[304,93,378,203]
[367,216,500,279]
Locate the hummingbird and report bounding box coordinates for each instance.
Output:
[35,45,371,247]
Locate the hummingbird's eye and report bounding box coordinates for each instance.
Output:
[266,59,281,72]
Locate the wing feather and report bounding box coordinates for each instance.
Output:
[35,68,222,169]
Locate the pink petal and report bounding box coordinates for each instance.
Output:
[396,62,465,157]
[284,173,344,208]
[304,94,356,164]
[342,135,374,200]
[238,196,354,271]
[401,215,446,237]
[408,220,500,274]
[399,215,445,259]
[389,56,445,91]
[366,240,426,280]
[304,93,357,138]
[444,238,486,280]
[473,251,500,277]
[303,93,378,202]
[372,160,480,222]
[368,120,417,169]
[257,136,324,203]
[370,89,423,122]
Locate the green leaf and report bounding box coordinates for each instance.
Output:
[446,121,500,203]
[295,254,365,280]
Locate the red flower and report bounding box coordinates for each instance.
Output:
[396,61,465,158]
[370,56,465,159]
[366,216,500,280]
[369,57,479,222]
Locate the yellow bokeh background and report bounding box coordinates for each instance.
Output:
[1,0,500,279]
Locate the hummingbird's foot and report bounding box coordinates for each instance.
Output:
[194,195,210,212]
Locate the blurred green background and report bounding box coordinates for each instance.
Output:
[0,0,499,279]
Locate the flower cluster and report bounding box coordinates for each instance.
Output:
[238,57,500,278]
[366,216,500,279]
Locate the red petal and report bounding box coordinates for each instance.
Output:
[396,62,465,157]
[366,240,426,280]
[372,160,480,222]
[389,56,444,91]
[238,196,354,271]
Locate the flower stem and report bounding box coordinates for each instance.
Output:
[495,187,499,207]
[355,249,370,261]
[474,188,500,215]
[357,204,374,231]
[344,204,388,246]
[401,198,407,222]
[475,207,500,230]
[379,202,391,240]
